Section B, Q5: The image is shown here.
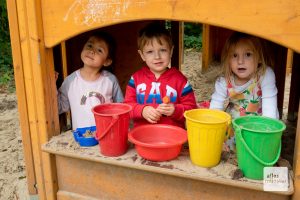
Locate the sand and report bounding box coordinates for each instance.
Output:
[0,93,29,199]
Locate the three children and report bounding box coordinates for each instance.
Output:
[58,26,279,155]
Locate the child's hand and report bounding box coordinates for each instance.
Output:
[142,106,162,123]
[156,103,175,116]
[55,71,59,81]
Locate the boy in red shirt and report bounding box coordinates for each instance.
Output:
[124,22,197,128]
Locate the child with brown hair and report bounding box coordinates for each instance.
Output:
[57,32,124,130]
[124,22,197,128]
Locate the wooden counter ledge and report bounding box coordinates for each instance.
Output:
[42,131,294,200]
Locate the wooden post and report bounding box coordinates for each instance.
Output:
[292,106,300,200]
[202,24,213,71]
[268,43,288,119]
[59,41,71,130]
[288,52,300,121]
[7,0,60,199]
[286,49,293,75]
[171,21,184,70]
[6,0,37,195]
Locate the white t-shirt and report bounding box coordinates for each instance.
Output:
[58,69,124,130]
[210,67,279,119]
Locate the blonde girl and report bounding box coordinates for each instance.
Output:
[210,32,279,149]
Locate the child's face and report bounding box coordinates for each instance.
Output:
[229,39,258,85]
[81,36,112,69]
[138,37,173,78]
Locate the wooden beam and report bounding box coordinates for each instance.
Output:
[6,0,37,195]
[60,41,71,131]
[202,24,213,71]
[60,41,68,79]
[170,21,184,70]
[286,49,293,75]
[292,106,300,200]
[14,0,60,199]
[288,53,300,121]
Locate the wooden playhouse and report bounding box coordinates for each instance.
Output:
[6,0,300,199]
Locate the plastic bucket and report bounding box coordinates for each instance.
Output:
[184,109,231,167]
[233,116,286,180]
[92,103,132,156]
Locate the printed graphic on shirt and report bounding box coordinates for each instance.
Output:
[128,77,193,104]
[80,91,105,105]
[226,80,262,118]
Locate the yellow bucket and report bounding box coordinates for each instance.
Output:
[184,109,231,167]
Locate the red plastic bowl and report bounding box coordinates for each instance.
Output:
[128,124,187,161]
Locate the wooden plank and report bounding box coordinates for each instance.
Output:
[286,49,293,74]
[269,44,288,119]
[57,191,98,200]
[60,42,68,78]
[292,107,300,200]
[288,52,300,121]
[26,0,60,199]
[54,155,290,200]
[170,21,183,70]
[59,41,71,131]
[41,0,300,53]
[15,0,47,199]
[202,24,212,71]
[6,0,37,195]
[15,0,60,199]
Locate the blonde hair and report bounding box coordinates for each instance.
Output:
[137,22,173,51]
[221,32,267,83]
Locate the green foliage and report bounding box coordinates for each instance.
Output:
[184,35,202,51]
[0,1,14,92]
[166,21,202,51]
[184,23,202,51]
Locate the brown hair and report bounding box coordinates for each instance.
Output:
[137,22,173,50]
[86,31,116,71]
[221,32,267,83]
[90,31,116,61]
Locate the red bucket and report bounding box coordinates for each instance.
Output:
[92,103,132,156]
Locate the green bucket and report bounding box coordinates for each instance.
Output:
[233,116,286,180]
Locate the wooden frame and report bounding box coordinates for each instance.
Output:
[6,0,300,199]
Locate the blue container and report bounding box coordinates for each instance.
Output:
[73,126,98,147]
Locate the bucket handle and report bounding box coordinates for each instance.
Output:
[225,120,232,140]
[236,126,281,166]
[95,115,119,141]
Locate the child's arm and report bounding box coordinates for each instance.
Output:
[57,82,70,114]
[124,85,161,122]
[124,76,162,123]
[260,67,279,119]
[111,77,124,103]
[210,77,227,110]
[57,74,74,114]
[124,79,147,120]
